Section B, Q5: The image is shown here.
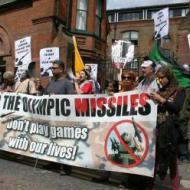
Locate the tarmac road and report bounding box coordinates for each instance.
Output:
[0,158,119,190]
[0,155,190,190]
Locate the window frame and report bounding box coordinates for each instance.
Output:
[122,31,139,46]
[95,0,102,37]
[118,10,143,21]
[76,0,88,31]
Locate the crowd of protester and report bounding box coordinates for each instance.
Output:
[0,58,189,190]
[106,59,190,190]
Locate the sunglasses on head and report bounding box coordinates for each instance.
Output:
[122,76,132,80]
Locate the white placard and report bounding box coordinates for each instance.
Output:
[15,36,32,80]
[111,40,134,69]
[40,47,59,77]
[154,8,169,39]
[85,63,98,80]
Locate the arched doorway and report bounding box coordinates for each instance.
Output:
[0,57,6,84]
[0,25,12,82]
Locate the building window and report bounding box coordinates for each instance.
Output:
[125,58,138,70]
[182,8,189,16]
[108,13,115,23]
[95,0,102,36]
[146,8,189,20]
[169,8,189,18]
[118,11,143,21]
[76,0,88,30]
[147,10,158,19]
[162,35,171,43]
[122,31,138,45]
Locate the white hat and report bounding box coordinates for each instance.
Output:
[141,60,153,67]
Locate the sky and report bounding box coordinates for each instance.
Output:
[106,0,190,10]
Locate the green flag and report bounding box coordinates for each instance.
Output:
[149,40,190,88]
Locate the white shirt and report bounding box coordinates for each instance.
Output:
[137,78,159,93]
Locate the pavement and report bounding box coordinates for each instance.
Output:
[154,161,190,190]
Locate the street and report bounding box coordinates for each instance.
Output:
[0,157,118,190]
[0,153,190,190]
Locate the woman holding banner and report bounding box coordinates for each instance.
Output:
[107,70,136,96]
[120,70,136,92]
[150,66,185,190]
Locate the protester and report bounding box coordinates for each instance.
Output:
[0,71,15,92]
[137,60,159,93]
[120,70,136,91]
[34,77,44,96]
[74,69,93,94]
[105,80,119,95]
[177,64,190,162]
[178,87,190,162]
[43,59,74,175]
[15,70,37,95]
[106,70,139,188]
[106,70,136,96]
[150,66,185,190]
[84,64,101,93]
[44,60,75,95]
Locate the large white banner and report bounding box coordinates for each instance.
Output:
[40,47,59,77]
[154,8,169,39]
[0,91,157,177]
[15,36,32,80]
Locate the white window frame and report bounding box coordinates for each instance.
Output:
[76,0,88,31]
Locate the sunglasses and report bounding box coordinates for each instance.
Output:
[157,76,166,79]
[122,76,133,80]
[51,67,59,70]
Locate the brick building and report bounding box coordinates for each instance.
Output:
[106,0,190,78]
[177,11,190,65]
[0,0,107,85]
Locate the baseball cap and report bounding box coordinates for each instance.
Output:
[141,60,154,67]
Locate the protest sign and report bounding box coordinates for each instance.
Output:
[85,63,98,80]
[15,36,32,80]
[40,47,59,77]
[154,8,169,39]
[111,40,134,69]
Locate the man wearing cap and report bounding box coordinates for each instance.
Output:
[137,60,159,93]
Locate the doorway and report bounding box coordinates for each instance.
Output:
[0,57,6,84]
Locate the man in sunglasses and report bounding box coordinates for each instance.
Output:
[137,60,159,93]
[44,60,75,95]
[43,60,75,175]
